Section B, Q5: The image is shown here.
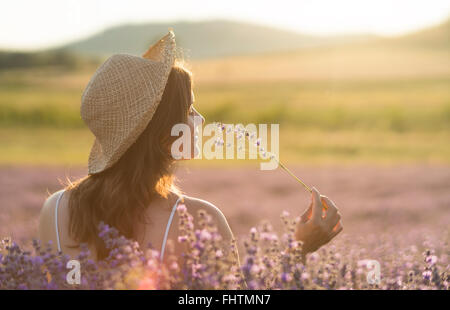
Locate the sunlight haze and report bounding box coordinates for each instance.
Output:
[1,0,449,50]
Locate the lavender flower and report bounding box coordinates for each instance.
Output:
[0,207,448,290]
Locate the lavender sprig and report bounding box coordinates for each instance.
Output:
[213,122,312,194]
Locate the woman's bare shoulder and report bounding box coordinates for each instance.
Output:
[40,189,65,218]
[38,189,66,241]
[181,195,234,241]
[181,195,221,214]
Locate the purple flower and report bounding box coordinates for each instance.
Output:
[425,255,437,266]
[422,270,432,281]
[177,204,187,213]
[281,273,293,283]
[178,235,188,243]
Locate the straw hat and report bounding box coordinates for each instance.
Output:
[81,30,176,175]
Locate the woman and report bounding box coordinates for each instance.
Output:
[38,31,342,268]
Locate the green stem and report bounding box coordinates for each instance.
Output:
[239,146,311,193]
[273,158,312,193]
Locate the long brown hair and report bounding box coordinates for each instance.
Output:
[64,63,193,260]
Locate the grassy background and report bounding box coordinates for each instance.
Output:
[0,39,449,166]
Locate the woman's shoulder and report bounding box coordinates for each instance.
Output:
[181,195,234,241]
[40,189,66,218]
[181,195,221,214]
[38,189,67,243]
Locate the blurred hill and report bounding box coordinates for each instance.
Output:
[190,19,450,83]
[391,18,450,49]
[54,19,377,60]
[0,18,448,70]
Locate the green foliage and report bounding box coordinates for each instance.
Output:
[196,78,450,132]
[0,67,448,165]
[0,49,99,70]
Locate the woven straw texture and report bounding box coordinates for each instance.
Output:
[80,31,176,175]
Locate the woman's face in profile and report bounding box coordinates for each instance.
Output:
[187,90,205,159]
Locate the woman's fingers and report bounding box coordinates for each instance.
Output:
[311,187,324,222]
[323,196,340,228]
[322,196,338,214]
[329,221,343,239]
[300,202,312,223]
[321,196,340,224]
[325,209,340,229]
[323,197,336,216]
[308,188,343,240]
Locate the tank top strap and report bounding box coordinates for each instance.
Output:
[160,194,184,262]
[54,189,65,253]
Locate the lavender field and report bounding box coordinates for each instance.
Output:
[1,164,448,289]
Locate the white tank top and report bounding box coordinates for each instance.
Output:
[54,189,183,261]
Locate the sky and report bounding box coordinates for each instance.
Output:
[1,0,449,50]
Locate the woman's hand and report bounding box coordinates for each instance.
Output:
[295,187,343,257]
